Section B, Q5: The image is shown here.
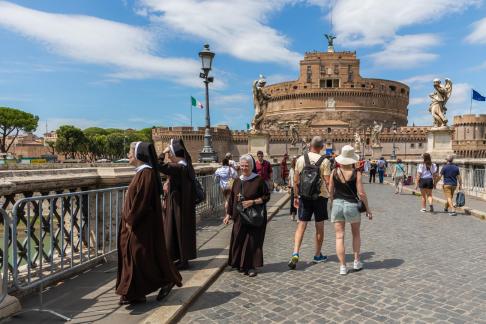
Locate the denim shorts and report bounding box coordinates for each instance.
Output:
[331,199,361,223]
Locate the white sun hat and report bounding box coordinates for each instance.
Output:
[335,145,359,165]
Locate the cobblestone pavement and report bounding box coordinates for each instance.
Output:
[182,184,486,324]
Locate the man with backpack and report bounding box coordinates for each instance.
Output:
[288,136,331,269]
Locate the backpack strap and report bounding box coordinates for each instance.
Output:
[315,156,326,167]
[304,153,310,166]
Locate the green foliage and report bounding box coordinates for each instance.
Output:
[55,125,87,159]
[0,107,39,153]
[54,125,157,161]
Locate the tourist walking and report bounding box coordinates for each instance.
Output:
[215,158,238,211]
[415,153,438,213]
[116,142,182,305]
[288,136,331,269]
[158,139,197,269]
[255,150,273,191]
[223,154,270,277]
[392,158,406,194]
[377,157,386,184]
[288,156,298,221]
[329,145,372,275]
[369,160,377,183]
[438,155,462,216]
[280,153,289,185]
[225,152,239,171]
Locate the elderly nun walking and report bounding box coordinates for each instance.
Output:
[158,138,197,269]
[116,142,182,305]
[223,154,270,277]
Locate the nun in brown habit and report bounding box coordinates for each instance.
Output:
[116,142,182,305]
[158,139,197,269]
[223,154,270,277]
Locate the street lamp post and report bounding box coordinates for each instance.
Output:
[198,44,218,163]
[391,121,397,160]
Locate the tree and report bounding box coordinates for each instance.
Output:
[45,140,56,155]
[138,127,153,142]
[0,107,39,153]
[55,125,87,159]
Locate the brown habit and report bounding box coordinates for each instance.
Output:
[159,162,197,262]
[116,168,182,299]
[227,176,270,270]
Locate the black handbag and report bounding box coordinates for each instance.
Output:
[236,180,265,227]
[338,169,367,213]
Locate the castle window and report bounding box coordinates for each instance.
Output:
[307,65,312,83]
[389,85,396,91]
[418,143,423,148]
[320,79,340,88]
[410,143,415,148]
[327,127,332,133]
[361,84,366,88]
[401,88,405,94]
[293,86,298,90]
[347,65,353,82]
[334,64,339,74]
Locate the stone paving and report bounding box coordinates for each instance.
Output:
[182,183,486,324]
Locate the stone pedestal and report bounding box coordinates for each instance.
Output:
[248,131,270,158]
[371,145,383,159]
[426,127,454,160]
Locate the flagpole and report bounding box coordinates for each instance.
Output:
[190,97,193,128]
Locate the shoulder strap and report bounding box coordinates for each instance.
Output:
[338,168,360,203]
[315,156,326,167]
[239,179,245,199]
[304,153,310,166]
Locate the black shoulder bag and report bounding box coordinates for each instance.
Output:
[338,169,367,213]
[236,180,265,227]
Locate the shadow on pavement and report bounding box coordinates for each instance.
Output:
[262,261,316,273]
[361,258,404,270]
[185,291,241,312]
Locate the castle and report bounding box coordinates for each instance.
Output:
[153,40,485,161]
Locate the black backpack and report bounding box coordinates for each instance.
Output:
[299,153,326,200]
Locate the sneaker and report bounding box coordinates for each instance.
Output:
[449,212,457,216]
[429,205,434,213]
[339,265,347,275]
[420,208,427,212]
[353,260,363,271]
[288,253,299,270]
[313,254,328,263]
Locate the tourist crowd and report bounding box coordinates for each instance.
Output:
[115,136,463,305]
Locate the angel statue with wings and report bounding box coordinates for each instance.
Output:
[428,78,452,128]
[251,74,271,132]
[371,121,383,147]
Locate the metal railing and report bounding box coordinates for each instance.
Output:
[0,174,224,296]
[0,209,11,304]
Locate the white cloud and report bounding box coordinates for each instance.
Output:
[0,1,202,86]
[466,16,486,44]
[137,0,302,66]
[171,113,190,125]
[400,74,439,87]
[266,73,297,84]
[332,0,480,46]
[213,94,249,105]
[409,97,428,105]
[368,34,440,69]
[448,83,471,105]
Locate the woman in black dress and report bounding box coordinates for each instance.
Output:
[223,154,270,277]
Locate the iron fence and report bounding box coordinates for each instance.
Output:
[0,174,223,295]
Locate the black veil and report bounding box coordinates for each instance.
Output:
[136,142,162,194]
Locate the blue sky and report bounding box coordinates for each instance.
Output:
[1,0,486,134]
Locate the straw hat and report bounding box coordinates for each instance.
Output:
[335,145,359,165]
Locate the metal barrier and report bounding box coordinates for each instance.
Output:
[2,174,223,296]
[0,209,11,304]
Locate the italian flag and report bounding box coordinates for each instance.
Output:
[191,96,204,109]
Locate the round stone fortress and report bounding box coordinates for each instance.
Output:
[263,49,409,130]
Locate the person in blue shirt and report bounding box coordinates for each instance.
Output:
[438,155,462,216]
